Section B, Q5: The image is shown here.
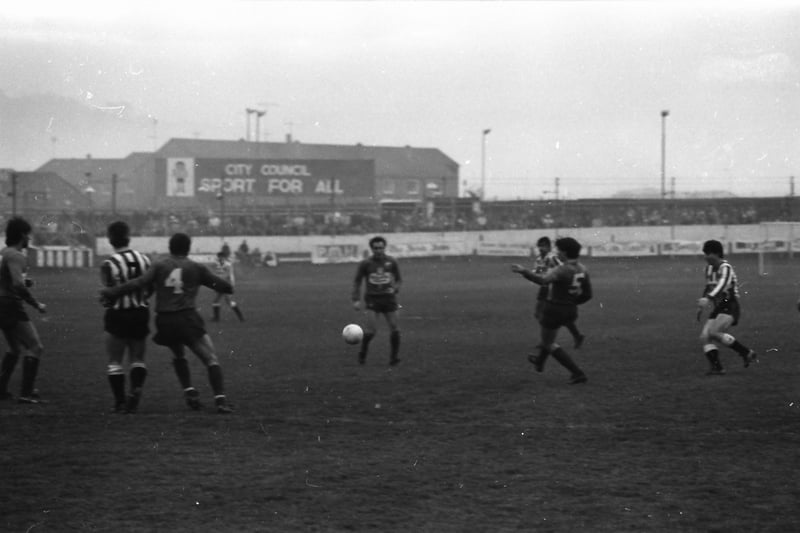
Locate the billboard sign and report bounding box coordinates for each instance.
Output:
[161,158,374,201]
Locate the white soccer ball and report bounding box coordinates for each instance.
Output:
[342,324,364,345]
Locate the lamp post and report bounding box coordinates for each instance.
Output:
[216,190,225,240]
[660,110,669,221]
[245,108,257,141]
[111,173,118,215]
[84,185,95,207]
[254,110,266,142]
[481,128,491,201]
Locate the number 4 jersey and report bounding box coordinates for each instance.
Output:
[140,255,233,313]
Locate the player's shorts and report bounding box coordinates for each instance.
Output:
[538,301,578,330]
[104,307,150,339]
[534,298,546,321]
[365,295,399,314]
[0,296,29,331]
[152,309,206,347]
[710,297,740,326]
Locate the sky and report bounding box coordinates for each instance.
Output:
[0,0,798,200]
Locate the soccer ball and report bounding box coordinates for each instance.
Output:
[342,324,363,345]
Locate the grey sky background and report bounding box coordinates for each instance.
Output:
[1,1,798,199]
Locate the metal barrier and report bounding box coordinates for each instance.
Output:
[29,246,94,268]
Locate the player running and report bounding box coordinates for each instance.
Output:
[352,236,402,366]
[0,217,48,403]
[211,252,244,322]
[533,236,585,348]
[512,237,591,385]
[101,233,235,413]
[696,239,758,375]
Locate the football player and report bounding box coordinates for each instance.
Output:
[352,236,402,366]
[0,217,48,403]
[696,239,758,375]
[211,252,244,322]
[101,233,235,413]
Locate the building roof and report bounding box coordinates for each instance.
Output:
[157,138,459,179]
[0,170,90,210]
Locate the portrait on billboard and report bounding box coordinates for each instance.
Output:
[166,157,195,196]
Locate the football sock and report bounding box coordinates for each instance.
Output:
[705,349,723,370]
[360,332,375,355]
[172,357,193,389]
[212,304,221,321]
[550,347,583,376]
[537,345,549,365]
[20,356,39,397]
[130,363,148,394]
[108,364,126,405]
[0,352,19,393]
[728,340,751,357]
[207,364,225,396]
[232,305,244,322]
[390,331,400,358]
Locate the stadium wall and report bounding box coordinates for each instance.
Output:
[83,224,771,267]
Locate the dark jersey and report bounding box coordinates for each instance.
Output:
[539,261,592,306]
[0,247,37,307]
[100,249,151,310]
[106,255,232,314]
[352,255,401,301]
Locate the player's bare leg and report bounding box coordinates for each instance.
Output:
[384,311,401,366]
[16,322,45,403]
[170,345,200,409]
[358,312,378,365]
[566,321,585,349]
[229,296,244,322]
[706,314,757,369]
[0,329,21,399]
[211,292,223,322]
[538,326,586,384]
[106,334,128,412]
[187,335,232,413]
[125,339,147,413]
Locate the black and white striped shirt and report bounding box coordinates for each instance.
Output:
[703,260,740,301]
[100,249,151,310]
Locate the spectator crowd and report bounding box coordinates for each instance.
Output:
[17,196,797,247]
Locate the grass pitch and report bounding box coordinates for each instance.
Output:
[1,254,798,532]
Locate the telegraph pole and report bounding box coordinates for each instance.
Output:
[9,172,17,216]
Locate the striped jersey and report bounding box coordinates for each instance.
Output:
[214,258,235,285]
[100,249,151,310]
[703,260,739,302]
[533,250,562,301]
[533,250,562,274]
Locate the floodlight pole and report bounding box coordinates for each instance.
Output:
[481,128,491,201]
[660,110,669,222]
[217,189,225,241]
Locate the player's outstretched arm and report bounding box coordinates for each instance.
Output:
[200,265,233,294]
[511,264,544,285]
[100,264,155,299]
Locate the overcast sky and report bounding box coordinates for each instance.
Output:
[1,0,798,199]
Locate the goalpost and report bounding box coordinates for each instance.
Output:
[757,221,800,275]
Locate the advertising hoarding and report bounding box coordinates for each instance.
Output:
[158,158,375,205]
